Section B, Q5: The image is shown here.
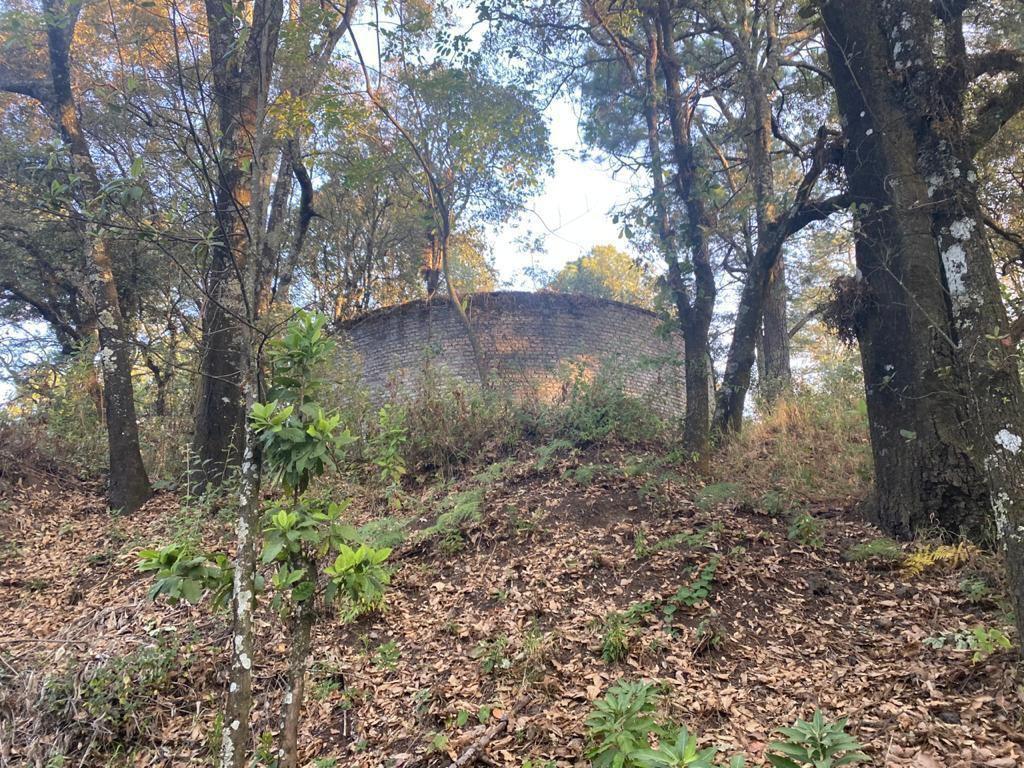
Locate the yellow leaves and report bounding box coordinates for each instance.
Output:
[268,91,313,139]
[902,542,978,576]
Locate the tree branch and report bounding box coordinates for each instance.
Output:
[967,74,1024,155]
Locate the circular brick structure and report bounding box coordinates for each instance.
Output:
[337,291,686,414]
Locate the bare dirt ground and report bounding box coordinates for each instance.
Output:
[1,446,1021,767]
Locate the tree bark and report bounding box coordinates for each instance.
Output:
[221,374,262,768]
[820,0,1024,647]
[761,257,792,399]
[192,0,284,487]
[39,0,150,513]
[278,588,315,768]
[654,0,716,462]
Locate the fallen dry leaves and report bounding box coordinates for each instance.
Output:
[0,446,1021,767]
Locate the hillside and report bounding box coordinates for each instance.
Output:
[2,440,1021,767]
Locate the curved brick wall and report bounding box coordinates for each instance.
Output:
[337,291,685,415]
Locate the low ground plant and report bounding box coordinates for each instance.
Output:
[585,680,746,768]
[766,710,868,768]
[787,513,824,548]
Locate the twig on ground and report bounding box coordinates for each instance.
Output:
[446,695,532,768]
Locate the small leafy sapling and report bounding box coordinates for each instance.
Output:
[140,312,391,768]
[137,544,233,606]
[585,680,659,768]
[368,404,409,487]
[251,311,389,768]
[766,710,868,768]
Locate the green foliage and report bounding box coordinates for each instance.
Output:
[766,710,868,768]
[368,404,408,485]
[664,559,719,614]
[547,244,656,309]
[43,639,186,749]
[629,725,724,767]
[401,372,520,473]
[535,438,575,470]
[585,680,660,768]
[137,544,232,606]
[422,487,485,542]
[844,538,902,564]
[958,575,993,604]
[324,543,392,619]
[924,626,1012,662]
[555,364,665,446]
[372,640,401,669]
[252,311,356,493]
[472,634,512,675]
[787,513,824,549]
[648,530,709,556]
[600,613,633,663]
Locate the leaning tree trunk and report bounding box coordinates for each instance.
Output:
[42,0,150,513]
[820,0,1024,633]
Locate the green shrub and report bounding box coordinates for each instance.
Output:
[367,404,408,485]
[585,682,744,768]
[600,613,633,663]
[401,371,520,474]
[787,513,824,548]
[585,680,660,768]
[766,710,868,768]
[535,438,575,470]
[43,639,187,749]
[924,625,1012,662]
[472,634,511,675]
[554,364,665,446]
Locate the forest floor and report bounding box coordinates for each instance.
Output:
[1,442,1022,768]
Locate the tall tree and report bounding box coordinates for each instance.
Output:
[191,0,356,486]
[819,0,1024,646]
[0,0,151,512]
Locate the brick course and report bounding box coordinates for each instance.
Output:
[337,291,686,415]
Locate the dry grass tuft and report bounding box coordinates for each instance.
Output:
[713,380,872,508]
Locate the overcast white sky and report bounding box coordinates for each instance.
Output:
[487,98,635,287]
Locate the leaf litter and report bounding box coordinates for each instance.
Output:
[0,446,1021,767]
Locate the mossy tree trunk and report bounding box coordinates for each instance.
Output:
[821,0,1024,647]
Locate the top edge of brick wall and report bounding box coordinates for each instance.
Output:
[334,290,664,331]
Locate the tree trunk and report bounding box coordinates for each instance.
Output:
[192,0,283,487]
[441,235,489,388]
[278,592,315,768]
[655,0,717,462]
[221,378,262,768]
[761,257,792,399]
[41,0,150,513]
[820,0,1024,613]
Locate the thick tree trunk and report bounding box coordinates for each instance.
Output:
[761,258,792,398]
[41,0,150,513]
[820,0,1024,593]
[192,0,283,487]
[655,0,717,462]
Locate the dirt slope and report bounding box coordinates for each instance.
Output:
[1,448,1021,767]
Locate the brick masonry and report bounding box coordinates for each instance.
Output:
[337,291,686,415]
